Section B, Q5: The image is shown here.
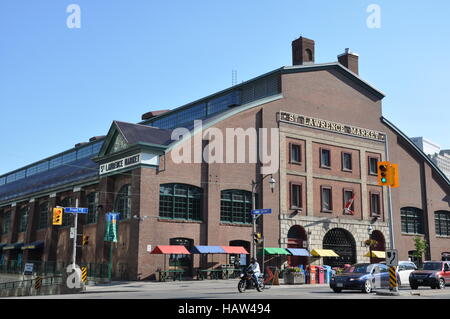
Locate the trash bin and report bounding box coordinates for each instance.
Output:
[316,266,324,284]
[323,265,332,284]
[307,265,316,284]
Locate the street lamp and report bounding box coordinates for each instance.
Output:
[251,174,276,260]
[367,225,373,264]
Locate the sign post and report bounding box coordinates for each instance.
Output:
[64,202,88,268]
[386,249,399,293]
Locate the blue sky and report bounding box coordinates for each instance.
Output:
[0,0,449,175]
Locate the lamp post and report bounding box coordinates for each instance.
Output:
[251,174,276,260]
[367,225,373,264]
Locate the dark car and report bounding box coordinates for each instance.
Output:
[409,261,450,289]
[330,263,392,293]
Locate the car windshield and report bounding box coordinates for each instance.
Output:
[423,262,442,271]
[345,265,369,273]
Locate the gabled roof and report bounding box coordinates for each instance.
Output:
[114,121,173,146]
[381,117,450,188]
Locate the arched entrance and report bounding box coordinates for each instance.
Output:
[323,228,356,267]
[370,230,386,263]
[230,240,250,267]
[169,237,194,276]
[287,225,308,268]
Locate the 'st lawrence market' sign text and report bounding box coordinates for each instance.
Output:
[279,111,385,142]
[100,154,141,175]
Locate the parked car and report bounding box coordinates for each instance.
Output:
[409,261,450,289]
[381,261,417,286]
[330,263,394,293]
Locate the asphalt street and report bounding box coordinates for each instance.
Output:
[4,279,450,299]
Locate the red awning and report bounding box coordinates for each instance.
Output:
[150,245,191,255]
[221,246,249,254]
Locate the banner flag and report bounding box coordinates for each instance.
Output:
[104,212,120,242]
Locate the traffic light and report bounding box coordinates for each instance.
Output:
[82,235,89,246]
[377,161,390,186]
[253,233,263,244]
[377,161,399,188]
[52,207,63,225]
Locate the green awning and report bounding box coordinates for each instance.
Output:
[261,248,291,255]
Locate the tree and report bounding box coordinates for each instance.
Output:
[413,236,428,267]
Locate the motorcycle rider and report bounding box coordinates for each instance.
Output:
[247,258,261,287]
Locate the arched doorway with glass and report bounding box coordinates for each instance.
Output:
[369,230,386,263]
[287,225,308,268]
[169,238,194,277]
[323,228,356,268]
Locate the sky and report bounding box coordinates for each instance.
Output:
[0,0,449,175]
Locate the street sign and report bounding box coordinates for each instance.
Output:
[70,227,76,239]
[251,209,272,215]
[64,207,88,214]
[386,249,398,267]
[24,263,34,275]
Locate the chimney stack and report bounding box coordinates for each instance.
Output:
[292,36,315,65]
[338,48,359,75]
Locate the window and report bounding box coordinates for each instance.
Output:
[343,189,355,212]
[369,157,378,175]
[38,202,49,229]
[160,184,203,221]
[86,192,99,224]
[435,211,450,237]
[321,186,332,212]
[2,211,11,234]
[342,152,352,171]
[370,192,381,216]
[290,183,302,209]
[290,144,301,164]
[320,148,331,168]
[18,206,29,232]
[115,185,132,220]
[401,207,424,234]
[220,190,252,224]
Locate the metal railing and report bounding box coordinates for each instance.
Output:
[0,275,63,290]
[0,260,129,281]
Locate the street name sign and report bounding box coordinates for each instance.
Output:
[64,207,88,214]
[251,209,272,215]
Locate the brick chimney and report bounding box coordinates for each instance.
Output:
[338,48,359,75]
[292,36,315,65]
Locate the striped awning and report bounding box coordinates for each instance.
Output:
[310,249,339,257]
[150,245,191,255]
[364,250,386,258]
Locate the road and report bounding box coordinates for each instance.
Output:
[4,279,450,299]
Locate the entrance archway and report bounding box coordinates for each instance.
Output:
[370,230,386,263]
[323,228,356,267]
[287,225,308,268]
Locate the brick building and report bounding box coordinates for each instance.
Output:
[0,37,449,280]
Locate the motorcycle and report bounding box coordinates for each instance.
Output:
[238,269,265,292]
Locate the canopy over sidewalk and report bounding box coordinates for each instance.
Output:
[310,249,339,257]
[286,248,311,256]
[221,246,249,254]
[150,245,191,255]
[364,250,386,258]
[190,246,226,254]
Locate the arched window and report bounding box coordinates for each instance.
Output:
[115,185,131,220]
[435,210,450,237]
[305,48,313,62]
[220,190,252,224]
[159,184,202,221]
[323,228,356,267]
[401,207,424,234]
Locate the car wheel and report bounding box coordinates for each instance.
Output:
[363,280,372,293]
[332,288,342,293]
[438,278,445,290]
[410,284,418,290]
